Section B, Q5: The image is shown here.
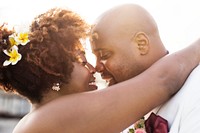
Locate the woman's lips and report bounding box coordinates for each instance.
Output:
[88,82,98,90]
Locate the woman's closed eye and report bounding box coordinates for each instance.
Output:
[81,60,87,66]
[75,51,87,65]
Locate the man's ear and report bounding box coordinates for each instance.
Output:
[133,32,149,55]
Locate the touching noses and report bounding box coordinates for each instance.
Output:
[95,60,105,73]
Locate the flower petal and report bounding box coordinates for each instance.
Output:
[3,60,11,66]
[3,50,10,56]
[15,32,29,45]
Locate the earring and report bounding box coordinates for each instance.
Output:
[52,83,60,91]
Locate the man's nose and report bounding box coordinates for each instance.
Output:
[95,61,105,73]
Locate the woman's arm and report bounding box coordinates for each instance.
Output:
[26,38,200,133]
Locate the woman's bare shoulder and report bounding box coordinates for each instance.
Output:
[12,109,57,133]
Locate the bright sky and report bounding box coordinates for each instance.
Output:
[1,0,200,88]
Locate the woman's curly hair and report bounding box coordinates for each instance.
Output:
[0,8,90,103]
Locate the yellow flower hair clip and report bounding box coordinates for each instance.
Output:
[3,32,30,66]
[3,45,22,66]
[14,32,30,45]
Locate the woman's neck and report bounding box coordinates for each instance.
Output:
[31,90,61,111]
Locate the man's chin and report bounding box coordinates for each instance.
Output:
[107,79,117,86]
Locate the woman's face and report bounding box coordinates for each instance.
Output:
[65,52,97,94]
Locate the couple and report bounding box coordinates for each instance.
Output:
[0,4,199,133]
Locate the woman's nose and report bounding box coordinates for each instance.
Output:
[86,62,96,74]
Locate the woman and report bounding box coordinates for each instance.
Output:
[0,8,200,133]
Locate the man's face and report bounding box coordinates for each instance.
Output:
[90,31,147,86]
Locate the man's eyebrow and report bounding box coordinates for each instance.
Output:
[90,32,99,42]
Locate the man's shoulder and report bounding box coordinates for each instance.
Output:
[156,64,200,126]
[159,64,200,107]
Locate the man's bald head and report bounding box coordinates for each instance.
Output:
[92,4,159,40]
[90,4,168,84]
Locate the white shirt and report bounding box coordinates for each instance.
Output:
[122,65,200,133]
[153,65,200,132]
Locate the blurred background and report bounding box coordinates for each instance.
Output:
[1,0,200,132]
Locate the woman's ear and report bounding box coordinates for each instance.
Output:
[133,32,150,55]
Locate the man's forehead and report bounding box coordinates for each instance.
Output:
[90,31,99,43]
[90,31,100,52]
[90,26,112,53]
[90,32,108,54]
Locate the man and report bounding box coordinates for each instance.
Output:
[90,4,200,132]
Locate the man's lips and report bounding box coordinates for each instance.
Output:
[100,74,117,86]
[101,74,113,80]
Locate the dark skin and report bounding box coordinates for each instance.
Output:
[9,6,200,133]
[13,38,200,133]
[90,4,167,86]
